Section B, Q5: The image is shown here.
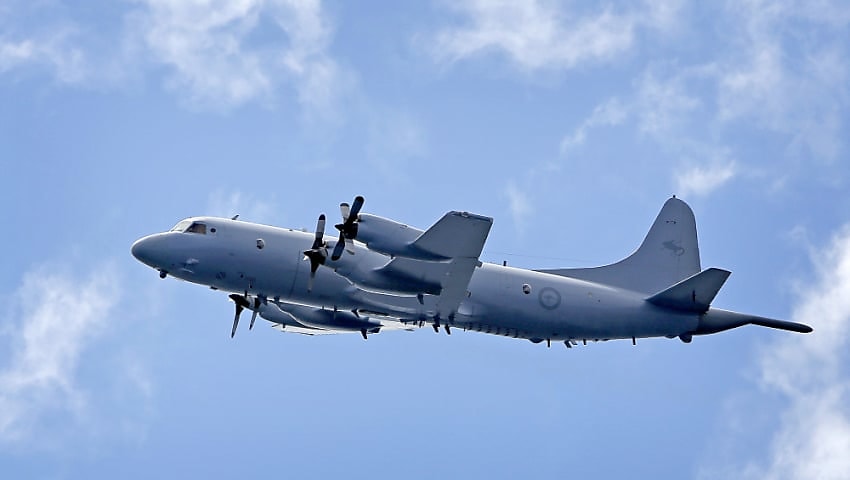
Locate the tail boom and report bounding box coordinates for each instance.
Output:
[693,309,813,335]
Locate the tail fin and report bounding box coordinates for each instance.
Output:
[539,197,701,294]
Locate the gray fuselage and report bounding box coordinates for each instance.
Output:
[132,216,700,343]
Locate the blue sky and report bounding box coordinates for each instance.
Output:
[2,1,849,478]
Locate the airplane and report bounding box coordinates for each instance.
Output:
[130,196,812,347]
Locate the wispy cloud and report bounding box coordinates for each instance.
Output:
[504,181,532,234]
[714,1,850,162]
[703,224,850,479]
[552,2,850,199]
[131,0,345,111]
[0,264,121,446]
[430,0,680,71]
[634,66,704,140]
[560,98,628,154]
[675,161,737,197]
[132,0,272,107]
[0,29,89,84]
[0,1,347,112]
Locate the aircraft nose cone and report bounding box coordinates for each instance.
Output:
[131,236,155,266]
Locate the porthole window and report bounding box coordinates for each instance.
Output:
[522,284,532,294]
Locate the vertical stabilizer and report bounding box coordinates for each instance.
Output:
[539,197,701,294]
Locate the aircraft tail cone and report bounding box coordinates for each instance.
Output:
[694,309,812,335]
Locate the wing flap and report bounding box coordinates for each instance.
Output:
[435,257,481,319]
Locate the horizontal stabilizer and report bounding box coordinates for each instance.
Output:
[646,268,731,313]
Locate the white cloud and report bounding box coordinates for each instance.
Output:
[634,66,704,140]
[675,161,737,197]
[134,0,351,111]
[553,2,850,198]
[504,181,532,233]
[132,0,345,110]
[131,0,349,111]
[714,0,850,161]
[0,1,346,112]
[272,0,350,115]
[0,30,89,84]
[755,225,850,478]
[0,265,121,445]
[706,225,850,479]
[560,97,628,153]
[0,39,33,71]
[431,0,681,71]
[135,0,271,106]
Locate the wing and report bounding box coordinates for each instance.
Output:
[374,211,493,319]
[408,211,494,260]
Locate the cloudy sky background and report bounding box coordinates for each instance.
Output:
[2,1,849,478]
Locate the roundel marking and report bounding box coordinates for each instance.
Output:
[538,287,561,310]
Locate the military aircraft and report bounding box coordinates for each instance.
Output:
[131,196,812,347]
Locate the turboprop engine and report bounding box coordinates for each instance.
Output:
[332,196,450,261]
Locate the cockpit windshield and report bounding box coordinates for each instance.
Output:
[186,222,207,234]
[170,220,208,234]
[170,220,192,232]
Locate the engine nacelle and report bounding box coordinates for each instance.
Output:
[354,213,446,260]
[261,302,381,333]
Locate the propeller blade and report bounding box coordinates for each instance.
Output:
[349,196,364,219]
[249,297,261,330]
[331,234,346,261]
[304,213,330,291]
[231,303,243,338]
[228,293,251,337]
[312,214,326,249]
[335,196,364,245]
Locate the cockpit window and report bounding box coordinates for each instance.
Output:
[170,220,192,232]
[186,222,207,234]
[169,220,208,234]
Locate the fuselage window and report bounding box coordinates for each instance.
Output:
[186,222,207,234]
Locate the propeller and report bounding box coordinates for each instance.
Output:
[229,293,251,338]
[248,296,262,330]
[303,214,328,292]
[332,196,364,261]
